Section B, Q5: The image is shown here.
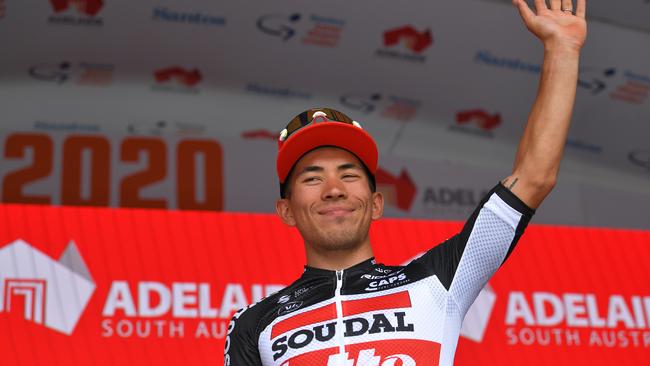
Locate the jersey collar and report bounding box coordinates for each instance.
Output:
[302,257,376,278]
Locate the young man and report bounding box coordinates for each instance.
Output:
[225,1,587,364]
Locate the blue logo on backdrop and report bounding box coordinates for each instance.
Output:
[474,50,541,74]
[29,61,113,85]
[340,93,383,113]
[152,7,226,27]
[340,93,420,122]
[246,82,312,99]
[565,139,603,154]
[475,50,650,105]
[29,62,73,83]
[256,12,345,46]
[257,13,301,41]
[33,120,100,132]
[578,67,616,95]
[628,150,650,172]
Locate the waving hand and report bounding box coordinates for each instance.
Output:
[513,0,587,52]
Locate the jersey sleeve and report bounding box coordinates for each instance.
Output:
[224,305,263,366]
[412,182,534,315]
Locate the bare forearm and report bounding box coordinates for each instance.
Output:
[507,46,580,207]
[514,46,579,179]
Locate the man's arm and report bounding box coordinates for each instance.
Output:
[224,306,263,365]
[504,0,587,209]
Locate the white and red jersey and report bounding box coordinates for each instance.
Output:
[224,183,534,365]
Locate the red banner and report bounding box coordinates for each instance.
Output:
[1,204,649,365]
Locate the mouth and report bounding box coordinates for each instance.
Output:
[317,206,355,217]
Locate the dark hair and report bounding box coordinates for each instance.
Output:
[280,163,376,199]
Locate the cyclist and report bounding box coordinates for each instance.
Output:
[225,1,587,364]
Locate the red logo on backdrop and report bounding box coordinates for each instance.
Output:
[50,0,103,16]
[456,109,502,131]
[154,67,202,87]
[383,26,433,54]
[376,168,417,212]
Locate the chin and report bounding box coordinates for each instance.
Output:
[316,230,364,251]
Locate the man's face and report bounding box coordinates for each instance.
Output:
[276,147,383,252]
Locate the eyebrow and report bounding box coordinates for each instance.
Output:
[295,163,362,177]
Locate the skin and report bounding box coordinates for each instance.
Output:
[277,0,588,269]
[505,0,588,208]
[276,147,383,270]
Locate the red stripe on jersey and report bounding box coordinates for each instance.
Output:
[271,303,337,339]
[342,291,411,317]
[271,291,411,339]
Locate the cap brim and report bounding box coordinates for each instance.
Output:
[277,122,378,183]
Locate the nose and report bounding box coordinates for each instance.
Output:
[321,176,347,200]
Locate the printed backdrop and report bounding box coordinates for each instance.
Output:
[1,0,650,229]
[1,203,649,365]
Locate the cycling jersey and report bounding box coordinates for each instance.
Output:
[224,183,534,365]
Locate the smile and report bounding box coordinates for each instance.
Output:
[318,206,355,217]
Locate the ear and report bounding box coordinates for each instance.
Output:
[371,191,384,220]
[275,198,296,226]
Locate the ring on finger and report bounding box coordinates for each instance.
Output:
[561,8,573,13]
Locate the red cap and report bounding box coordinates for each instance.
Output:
[276,120,378,184]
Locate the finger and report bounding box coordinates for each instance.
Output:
[576,0,586,18]
[514,0,536,23]
[534,0,547,12]
[550,0,561,10]
[561,0,573,11]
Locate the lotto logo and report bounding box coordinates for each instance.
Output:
[0,240,95,335]
[326,349,415,366]
[281,339,439,365]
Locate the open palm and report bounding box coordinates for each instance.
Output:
[514,0,587,51]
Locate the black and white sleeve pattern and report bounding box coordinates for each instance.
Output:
[414,182,534,315]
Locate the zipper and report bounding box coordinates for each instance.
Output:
[334,270,345,359]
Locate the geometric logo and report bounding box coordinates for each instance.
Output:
[0,239,95,335]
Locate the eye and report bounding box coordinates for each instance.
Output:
[303,176,321,183]
[342,173,360,180]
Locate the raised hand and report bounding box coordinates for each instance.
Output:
[513,0,587,52]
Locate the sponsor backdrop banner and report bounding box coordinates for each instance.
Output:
[1,0,650,230]
[1,203,649,365]
[2,130,649,230]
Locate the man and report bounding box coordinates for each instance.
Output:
[225,0,587,364]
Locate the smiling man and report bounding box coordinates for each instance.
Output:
[225,1,587,365]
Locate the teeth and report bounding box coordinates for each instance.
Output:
[352,121,362,129]
[279,128,288,141]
